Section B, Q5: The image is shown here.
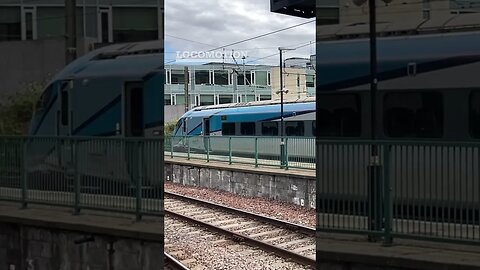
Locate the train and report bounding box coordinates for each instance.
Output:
[314,26,480,224]
[25,41,164,189]
[171,97,315,160]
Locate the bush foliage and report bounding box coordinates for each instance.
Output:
[164,119,178,137]
[0,82,45,135]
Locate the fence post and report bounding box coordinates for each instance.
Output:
[170,136,173,158]
[368,143,382,242]
[73,139,80,215]
[187,136,191,160]
[228,137,232,165]
[254,137,258,167]
[206,136,210,162]
[285,138,289,170]
[136,140,143,221]
[383,144,393,246]
[21,138,28,209]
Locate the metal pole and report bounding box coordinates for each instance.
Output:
[368,0,381,240]
[65,0,77,64]
[21,138,28,209]
[184,66,189,112]
[243,57,246,102]
[369,0,378,142]
[279,49,285,167]
[82,0,86,54]
[233,71,238,103]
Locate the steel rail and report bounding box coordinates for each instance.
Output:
[165,191,315,236]
[165,192,315,267]
[164,252,191,270]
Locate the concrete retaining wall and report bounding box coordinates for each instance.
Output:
[164,159,316,209]
[0,223,163,270]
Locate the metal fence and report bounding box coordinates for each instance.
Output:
[0,136,164,220]
[165,136,316,170]
[3,135,478,245]
[316,140,480,244]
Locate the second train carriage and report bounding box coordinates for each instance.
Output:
[315,25,480,221]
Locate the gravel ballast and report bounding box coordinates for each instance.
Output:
[165,182,315,228]
[165,217,313,270]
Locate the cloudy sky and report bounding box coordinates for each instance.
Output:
[165,0,315,66]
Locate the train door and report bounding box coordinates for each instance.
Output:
[57,80,71,136]
[203,118,210,136]
[124,82,144,138]
[124,82,144,185]
[56,80,72,170]
[203,118,210,150]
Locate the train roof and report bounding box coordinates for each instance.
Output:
[191,97,316,112]
[318,13,480,41]
[316,30,480,90]
[52,40,163,81]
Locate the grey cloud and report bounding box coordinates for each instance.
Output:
[166,0,315,65]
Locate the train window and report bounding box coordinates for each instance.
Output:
[261,122,278,136]
[61,90,68,126]
[285,121,304,136]
[469,91,480,138]
[36,85,54,114]
[175,119,183,133]
[317,94,361,137]
[240,122,255,136]
[384,92,443,138]
[222,123,235,135]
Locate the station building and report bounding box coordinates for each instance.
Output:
[164,62,315,121]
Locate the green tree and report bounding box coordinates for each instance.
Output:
[0,81,45,135]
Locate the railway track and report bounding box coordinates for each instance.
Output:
[164,252,190,270]
[164,191,316,268]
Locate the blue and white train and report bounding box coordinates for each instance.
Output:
[314,25,480,217]
[27,41,164,185]
[172,97,316,159]
[30,41,163,137]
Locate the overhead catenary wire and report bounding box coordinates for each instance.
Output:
[167,19,314,64]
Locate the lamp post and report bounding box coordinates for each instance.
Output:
[367,0,384,243]
[242,56,246,103]
[278,47,294,168]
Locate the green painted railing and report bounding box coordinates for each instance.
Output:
[2,135,479,245]
[164,135,316,170]
[0,136,164,221]
[316,140,480,245]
